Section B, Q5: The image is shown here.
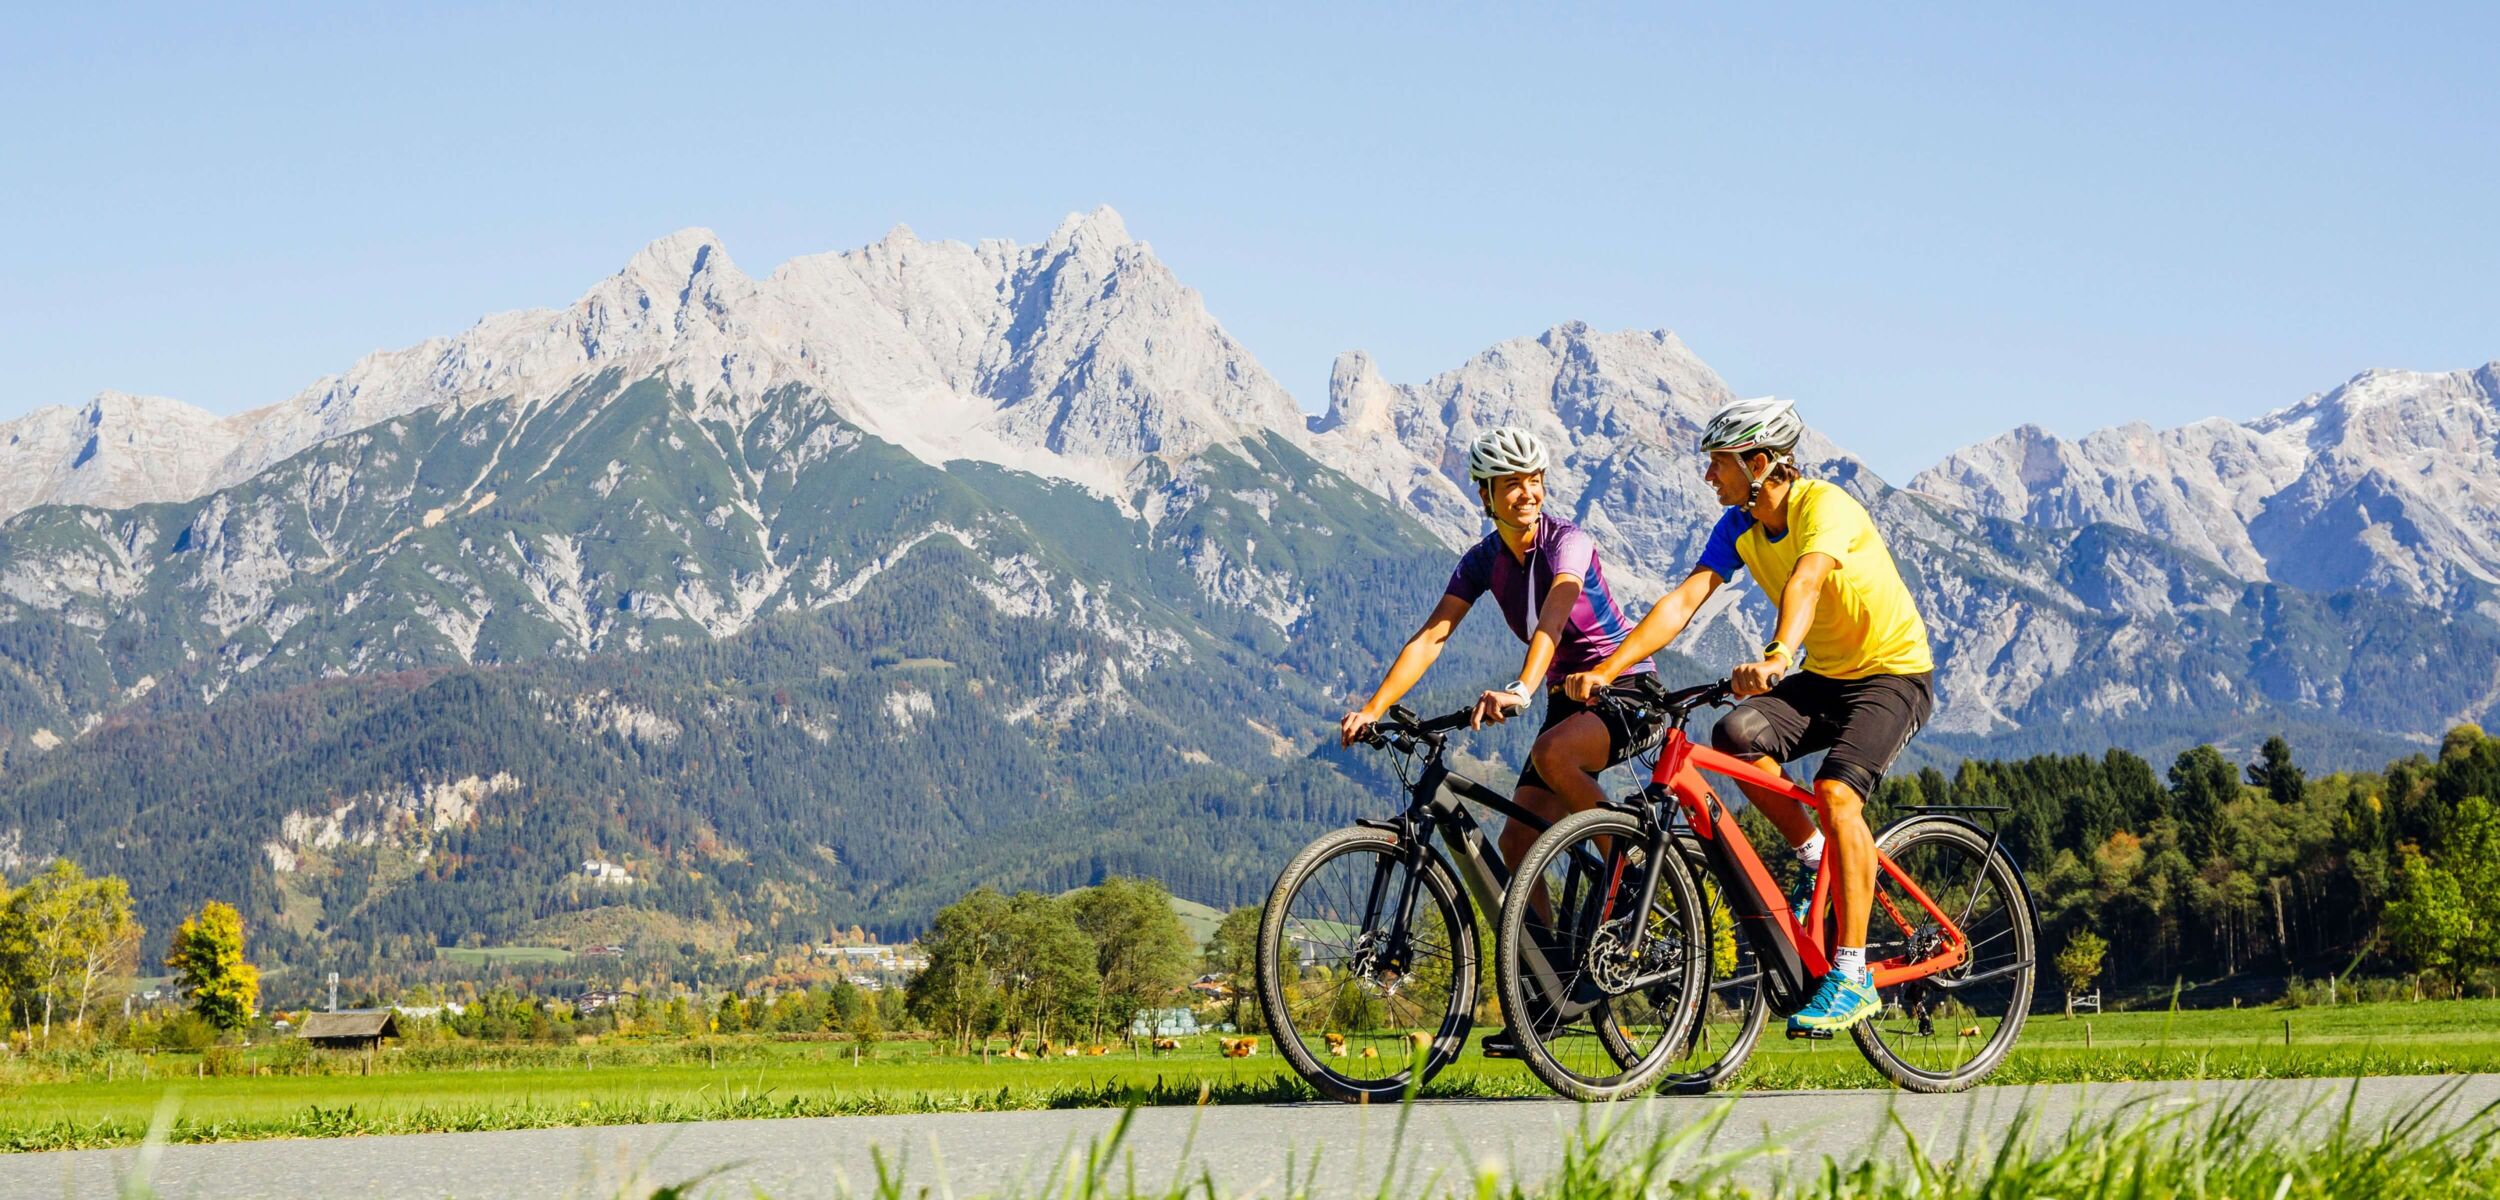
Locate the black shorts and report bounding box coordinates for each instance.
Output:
[1708,670,1932,799]
[1515,675,1669,795]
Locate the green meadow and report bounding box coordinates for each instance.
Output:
[5,999,2497,1152]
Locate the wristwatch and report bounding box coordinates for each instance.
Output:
[1762,640,1793,664]
[1498,679,1535,702]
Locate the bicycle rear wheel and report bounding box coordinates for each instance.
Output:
[1256,825,1475,1104]
[1852,815,2038,1092]
[1497,808,1708,1101]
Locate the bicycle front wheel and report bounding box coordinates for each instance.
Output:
[1852,815,2038,1092]
[1497,807,1708,1101]
[1256,825,1476,1104]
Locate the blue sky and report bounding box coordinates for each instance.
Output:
[4,4,2494,483]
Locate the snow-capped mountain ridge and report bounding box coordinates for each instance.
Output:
[1913,364,2500,612]
[1,207,1297,521]
[4,212,2495,751]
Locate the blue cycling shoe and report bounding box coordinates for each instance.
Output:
[1785,968,1879,1039]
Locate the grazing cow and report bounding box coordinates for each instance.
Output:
[1405,1031,1431,1054]
[1359,1046,1379,1059]
[1152,1038,1180,1052]
[1323,1032,1348,1057]
[1085,1045,1110,1056]
[1219,1036,1263,1058]
[1958,1026,1981,1039]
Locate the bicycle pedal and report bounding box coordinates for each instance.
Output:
[1784,1026,1835,1041]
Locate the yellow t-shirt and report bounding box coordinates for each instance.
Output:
[1696,479,1934,679]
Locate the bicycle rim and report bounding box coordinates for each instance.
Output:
[1257,827,1474,1103]
[1851,816,2037,1092]
[1499,808,1706,1101]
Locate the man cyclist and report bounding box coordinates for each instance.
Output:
[1565,397,1934,1038]
[1338,426,1664,1057]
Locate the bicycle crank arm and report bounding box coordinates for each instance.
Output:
[1925,957,2034,992]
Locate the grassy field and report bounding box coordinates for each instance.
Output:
[433,946,576,967]
[6,999,2498,1152]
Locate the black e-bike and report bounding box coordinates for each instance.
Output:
[1253,701,1711,1103]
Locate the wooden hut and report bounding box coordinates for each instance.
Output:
[296,1009,400,1052]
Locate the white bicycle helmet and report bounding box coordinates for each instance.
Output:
[1466,426,1551,482]
[1699,398,1805,507]
[1698,397,1804,456]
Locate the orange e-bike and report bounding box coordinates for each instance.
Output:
[1496,680,2039,1098]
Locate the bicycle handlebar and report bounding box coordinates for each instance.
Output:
[1359,677,1736,755]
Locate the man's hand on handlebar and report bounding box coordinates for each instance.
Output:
[1338,708,1382,747]
[1562,668,1614,703]
[1731,657,1789,698]
[1470,688,1526,730]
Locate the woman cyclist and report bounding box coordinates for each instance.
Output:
[1337,426,1663,1057]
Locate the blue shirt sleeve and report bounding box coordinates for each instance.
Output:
[1444,539,1492,603]
[1696,508,1751,580]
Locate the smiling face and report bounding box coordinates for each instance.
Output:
[1703,450,1762,507]
[1479,470,1546,529]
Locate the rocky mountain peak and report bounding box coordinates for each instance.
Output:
[0,212,1300,520]
[1315,351,1397,436]
[620,227,737,295]
[1916,361,2500,608]
[0,390,244,517]
[1042,205,1134,253]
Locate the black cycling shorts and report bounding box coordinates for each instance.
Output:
[1708,670,1932,800]
[1515,675,1668,795]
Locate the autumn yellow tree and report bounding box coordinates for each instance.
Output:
[166,901,260,1033]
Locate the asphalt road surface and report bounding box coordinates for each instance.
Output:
[7,1075,2494,1199]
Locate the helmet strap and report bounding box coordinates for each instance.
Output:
[1743,449,1792,513]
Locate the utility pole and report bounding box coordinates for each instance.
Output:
[329,971,340,1013]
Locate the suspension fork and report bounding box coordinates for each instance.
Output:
[1592,811,1683,994]
[1355,770,1454,969]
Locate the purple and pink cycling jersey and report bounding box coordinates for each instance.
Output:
[1443,515,1654,687]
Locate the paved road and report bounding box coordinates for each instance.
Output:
[6,1076,2494,1199]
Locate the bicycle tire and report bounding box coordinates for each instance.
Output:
[1256,825,1476,1104]
[1850,815,2038,1093]
[1497,807,1709,1101]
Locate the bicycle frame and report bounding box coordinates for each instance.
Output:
[1352,718,1588,1018]
[1644,728,1971,1008]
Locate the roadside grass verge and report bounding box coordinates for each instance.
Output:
[8,999,2499,1152]
[99,1081,2500,1200]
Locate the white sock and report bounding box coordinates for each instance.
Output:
[1793,832,1825,870]
[1832,946,1867,977]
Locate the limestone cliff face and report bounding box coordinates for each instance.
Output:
[1915,365,2500,616]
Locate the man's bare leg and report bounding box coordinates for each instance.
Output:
[1816,778,1874,948]
[1730,755,1820,848]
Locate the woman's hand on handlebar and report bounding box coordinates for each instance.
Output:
[1562,668,1614,703]
[1339,708,1383,747]
[1470,688,1526,730]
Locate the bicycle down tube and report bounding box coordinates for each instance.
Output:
[1364,748,1590,1020]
